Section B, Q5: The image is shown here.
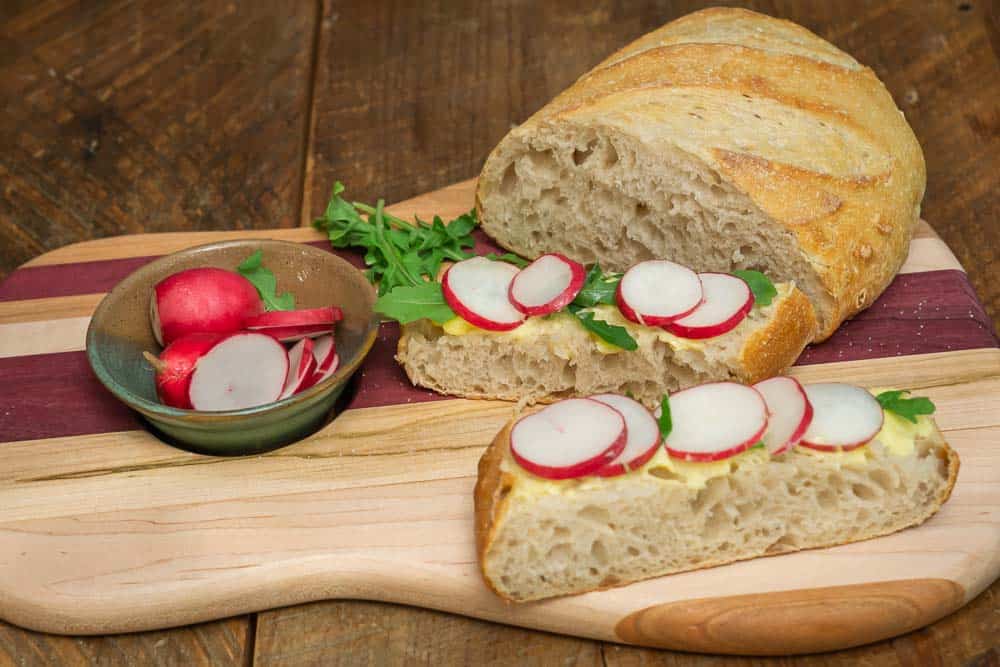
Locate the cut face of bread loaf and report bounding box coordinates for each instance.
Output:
[476,415,958,602]
[397,283,815,408]
[476,8,925,341]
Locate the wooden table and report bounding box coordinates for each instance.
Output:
[1,1,997,664]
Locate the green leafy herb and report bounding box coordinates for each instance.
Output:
[568,304,638,350]
[374,282,456,325]
[750,441,766,450]
[732,270,777,308]
[313,181,478,295]
[237,250,295,311]
[875,390,936,423]
[657,395,672,440]
[484,252,530,268]
[572,264,622,308]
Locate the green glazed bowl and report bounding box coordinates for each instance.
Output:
[86,239,379,456]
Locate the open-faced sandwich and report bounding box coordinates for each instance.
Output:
[475,380,957,602]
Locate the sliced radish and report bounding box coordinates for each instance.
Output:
[753,376,813,455]
[665,382,768,462]
[590,394,661,476]
[247,323,332,342]
[279,338,317,399]
[144,333,224,409]
[663,273,753,339]
[244,306,342,329]
[616,260,703,327]
[510,398,626,479]
[508,253,586,316]
[297,335,337,393]
[442,257,525,331]
[799,383,884,452]
[188,332,289,411]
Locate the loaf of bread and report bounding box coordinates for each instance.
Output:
[476,8,925,341]
[476,410,958,602]
[398,282,815,408]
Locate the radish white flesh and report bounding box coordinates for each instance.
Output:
[799,383,884,451]
[148,333,224,409]
[753,376,813,455]
[510,398,626,479]
[188,332,288,411]
[246,323,331,342]
[508,254,585,316]
[664,273,753,339]
[616,260,703,327]
[665,382,768,462]
[442,257,525,331]
[311,353,339,385]
[280,338,316,399]
[590,394,661,477]
[245,306,342,329]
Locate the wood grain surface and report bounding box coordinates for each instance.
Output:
[1,0,998,665]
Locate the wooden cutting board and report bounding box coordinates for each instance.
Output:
[0,179,997,656]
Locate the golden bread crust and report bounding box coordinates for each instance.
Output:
[473,421,517,601]
[738,287,817,384]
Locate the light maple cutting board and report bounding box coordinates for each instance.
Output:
[0,179,997,656]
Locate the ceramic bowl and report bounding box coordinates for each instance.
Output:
[86,239,379,455]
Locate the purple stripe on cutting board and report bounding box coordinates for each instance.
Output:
[795,270,997,365]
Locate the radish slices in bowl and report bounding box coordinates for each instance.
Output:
[506,378,913,481]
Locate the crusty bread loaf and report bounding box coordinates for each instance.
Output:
[476,415,958,602]
[398,283,815,408]
[476,8,925,341]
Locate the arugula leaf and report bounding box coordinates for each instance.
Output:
[572,264,621,308]
[750,441,766,450]
[237,250,295,311]
[568,304,637,350]
[484,252,530,268]
[374,282,456,325]
[876,390,936,423]
[732,270,777,308]
[313,182,478,294]
[657,394,672,440]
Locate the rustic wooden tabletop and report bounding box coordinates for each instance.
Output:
[1,0,998,664]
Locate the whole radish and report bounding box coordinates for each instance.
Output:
[144,333,223,409]
[151,268,263,345]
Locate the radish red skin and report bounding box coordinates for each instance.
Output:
[590,394,662,477]
[508,254,586,317]
[244,306,343,329]
[248,323,333,342]
[152,268,263,345]
[442,264,524,331]
[152,332,224,409]
[663,273,753,339]
[593,439,658,477]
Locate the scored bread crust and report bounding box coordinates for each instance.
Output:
[397,285,817,408]
[475,418,959,603]
[475,7,925,341]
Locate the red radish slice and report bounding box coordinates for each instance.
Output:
[442,257,525,331]
[616,260,703,327]
[590,394,661,477]
[188,332,289,411]
[151,268,263,346]
[280,338,317,399]
[508,253,586,316]
[753,376,813,455]
[248,323,332,342]
[664,273,753,339]
[145,333,224,409]
[799,383,884,452]
[245,306,342,329]
[665,382,768,462]
[297,335,338,393]
[311,334,337,373]
[510,398,627,480]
